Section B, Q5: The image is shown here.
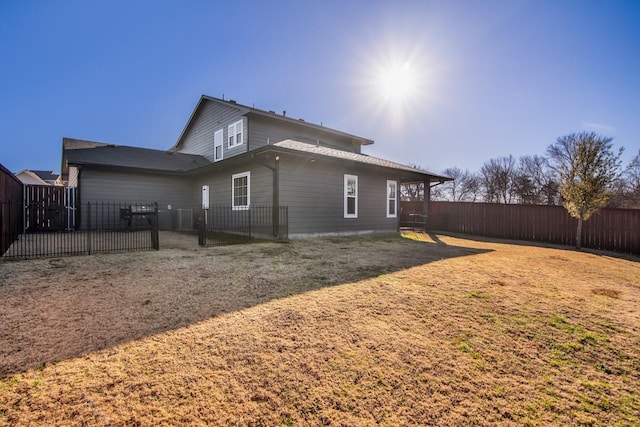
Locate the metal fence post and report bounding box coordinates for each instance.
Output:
[152,202,159,250]
[87,202,92,255]
[198,209,206,246]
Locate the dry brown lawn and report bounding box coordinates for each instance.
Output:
[0,231,638,426]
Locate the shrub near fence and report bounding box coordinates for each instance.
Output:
[424,201,639,255]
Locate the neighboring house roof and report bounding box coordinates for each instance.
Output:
[63,137,110,151]
[270,139,451,182]
[66,144,210,173]
[15,170,60,186]
[170,95,374,152]
[60,137,112,179]
[32,170,60,183]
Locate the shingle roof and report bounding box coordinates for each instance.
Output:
[272,140,450,181]
[66,145,210,173]
[63,138,110,150]
[30,170,59,181]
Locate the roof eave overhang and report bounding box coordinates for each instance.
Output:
[244,110,374,146]
[67,161,196,176]
[248,145,452,183]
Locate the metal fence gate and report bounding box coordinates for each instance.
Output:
[198,205,288,246]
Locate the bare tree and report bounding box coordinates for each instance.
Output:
[435,167,480,201]
[609,149,640,208]
[625,150,640,204]
[547,132,624,249]
[480,155,517,203]
[514,155,560,204]
[400,182,424,201]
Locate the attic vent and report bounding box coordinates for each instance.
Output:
[269,110,276,114]
[298,118,305,122]
[229,99,236,104]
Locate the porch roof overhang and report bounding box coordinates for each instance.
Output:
[261,139,452,183]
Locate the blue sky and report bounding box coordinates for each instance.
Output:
[1,0,638,175]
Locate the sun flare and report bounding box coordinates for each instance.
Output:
[376,61,417,101]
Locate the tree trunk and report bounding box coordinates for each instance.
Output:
[576,217,583,250]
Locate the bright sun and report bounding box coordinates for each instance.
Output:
[357,40,441,125]
[376,61,417,102]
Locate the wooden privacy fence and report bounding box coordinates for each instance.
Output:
[0,163,23,256]
[424,201,639,255]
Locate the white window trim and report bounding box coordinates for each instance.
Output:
[228,119,243,148]
[344,174,358,218]
[232,171,250,210]
[386,180,397,218]
[214,129,224,162]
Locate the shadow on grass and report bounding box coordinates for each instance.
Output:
[0,231,492,379]
[430,230,640,262]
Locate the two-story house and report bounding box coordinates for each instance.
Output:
[61,95,449,238]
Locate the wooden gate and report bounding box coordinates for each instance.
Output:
[24,185,77,232]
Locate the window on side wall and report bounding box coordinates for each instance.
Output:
[214,129,223,162]
[344,174,358,218]
[232,171,250,210]
[228,119,243,148]
[387,180,397,218]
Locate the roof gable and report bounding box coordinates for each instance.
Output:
[170,95,373,152]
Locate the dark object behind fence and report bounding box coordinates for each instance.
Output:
[2,201,159,260]
[198,205,288,246]
[416,201,639,255]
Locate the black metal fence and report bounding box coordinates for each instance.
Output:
[198,205,288,246]
[2,201,159,261]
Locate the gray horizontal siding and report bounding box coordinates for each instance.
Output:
[278,156,400,236]
[249,116,361,154]
[80,169,196,208]
[196,163,273,207]
[79,169,199,230]
[178,101,247,162]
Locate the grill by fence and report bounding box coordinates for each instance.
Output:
[420,201,639,255]
[198,205,288,246]
[2,201,159,260]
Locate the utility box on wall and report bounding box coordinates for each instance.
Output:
[201,185,209,210]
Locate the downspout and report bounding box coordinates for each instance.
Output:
[396,174,401,232]
[252,153,281,239]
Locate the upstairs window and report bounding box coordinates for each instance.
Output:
[387,180,397,218]
[344,174,358,218]
[214,129,223,162]
[228,119,243,148]
[232,171,250,210]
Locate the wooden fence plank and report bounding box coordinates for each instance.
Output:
[405,201,639,255]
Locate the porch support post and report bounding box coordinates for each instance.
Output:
[423,180,431,232]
